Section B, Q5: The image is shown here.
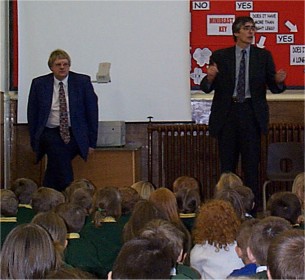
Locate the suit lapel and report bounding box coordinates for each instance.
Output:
[249,46,259,87]
[227,46,236,86]
[67,72,78,118]
[45,74,54,109]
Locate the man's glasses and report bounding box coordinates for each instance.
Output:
[54,62,70,68]
[241,25,257,31]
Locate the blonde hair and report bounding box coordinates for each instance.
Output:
[131,181,155,200]
[292,172,305,210]
[48,49,71,69]
[215,172,243,193]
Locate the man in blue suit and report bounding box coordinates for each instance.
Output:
[200,17,287,212]
[27,49,98,191]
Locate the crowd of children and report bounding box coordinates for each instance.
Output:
[0,172,304,279]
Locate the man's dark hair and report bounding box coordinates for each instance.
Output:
[232,16,255,41]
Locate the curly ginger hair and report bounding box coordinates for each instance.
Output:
[192,199,241,250]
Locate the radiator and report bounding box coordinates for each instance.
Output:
[147,123,304,202]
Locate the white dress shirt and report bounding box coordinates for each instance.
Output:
[46,76,71,128]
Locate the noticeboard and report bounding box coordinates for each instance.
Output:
[190,0,305,89]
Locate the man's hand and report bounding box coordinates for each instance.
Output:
[206,63,219,83]
[88,147,95,155]
[275,69,287,84]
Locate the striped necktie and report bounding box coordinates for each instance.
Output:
[236,49,246,103]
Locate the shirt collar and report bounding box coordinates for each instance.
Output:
[245,212,253,218]
[170,267,176,276]
[54,75,68,87]
[179,213,196,218]
[67,232,80,239]
[256,265,267,273]
[0,217,17,222]
[236,45,250,56]
[18,204,32,209]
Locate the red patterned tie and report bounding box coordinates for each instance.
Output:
[59,82,70,144]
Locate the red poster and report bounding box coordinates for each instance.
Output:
[190,0,305,89]
[10,0,18,90]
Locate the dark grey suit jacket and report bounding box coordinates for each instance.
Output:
[200,45,285,136]
[27,71,98,162]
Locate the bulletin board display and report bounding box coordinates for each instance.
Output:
[190,0,305,89]
[9,0,18,91]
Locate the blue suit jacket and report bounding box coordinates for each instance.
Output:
[27,71,98,162]
[200,45,286,136]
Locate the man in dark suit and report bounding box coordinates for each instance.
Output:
[200,16,287,209]
[27,49,98,191]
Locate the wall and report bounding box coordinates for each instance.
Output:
[0,1,8,92]
[17,1,192,123]
[0,93,3,186]
[190,0,305,89]
[9,99,304,202]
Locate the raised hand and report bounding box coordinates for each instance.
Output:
[206,62,219,83]
[275,69,287,84]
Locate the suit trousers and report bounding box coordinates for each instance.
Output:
[41,127,80,191]
[217,99,261,201]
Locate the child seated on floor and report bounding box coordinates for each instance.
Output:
[233,185,255,220]
[214,187,245,221]
[10,177,38,224]
[0,189,19,246]
[149,187,192,263]
[54,202,101,277]
[64,178,96,201]
[110,237,172,279]
[140,218,201,279]
[173,175,201,195]
[122,199,163,243]
[190,199,244,279]
[172,176,202,233]
[292,172,304,214]
[80,186,125,278]
[228,219,259,278]
[176,188,201,232]
[130,180,156,200]
[267,229,305,280]
[31,187,65,213]
[215,172,243,194]
[0,223,63,279]
[69,187,94,226]
[119,186,141,224]
[247,216,291,278]
[31,210,67,263]
[267,191,304,229]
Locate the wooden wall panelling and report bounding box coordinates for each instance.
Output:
[269,100,304,123]
[72,146,142,188]
[8,99,305,202]
[1,93,3,186]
